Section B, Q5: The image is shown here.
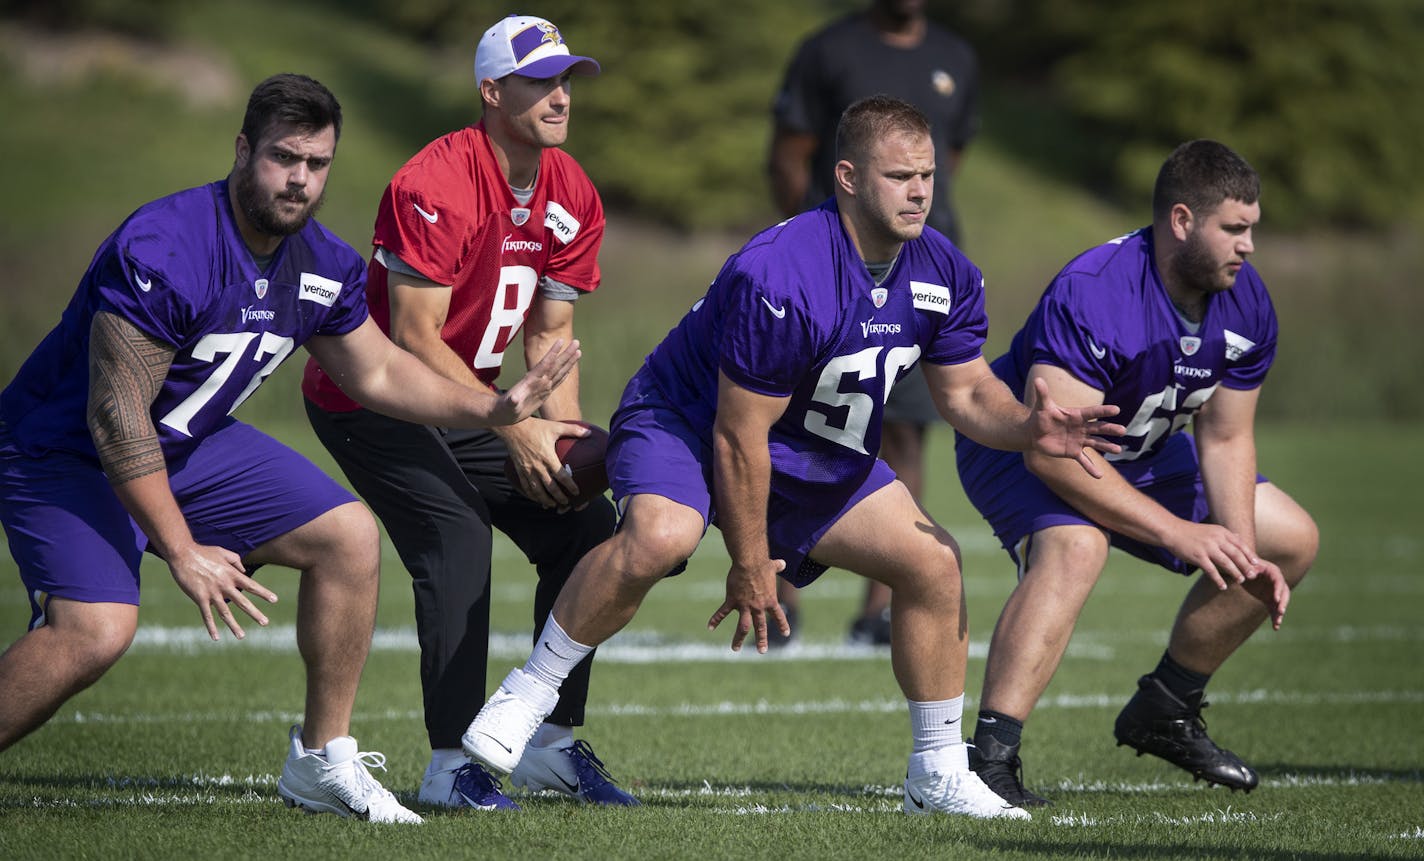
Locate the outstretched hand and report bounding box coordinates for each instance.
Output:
[1028,377,1126,478]
[708,558,789,654]
[1239,558,1290,630]
[167,543,277,641]
[1168,524,1291,630]
[493,339,581,425]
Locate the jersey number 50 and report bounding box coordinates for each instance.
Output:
[804,345,920,454]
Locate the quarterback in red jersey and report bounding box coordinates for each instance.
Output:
[305,104,603,405]
[302,14,637,810]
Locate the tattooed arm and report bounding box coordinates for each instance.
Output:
[86,311,172,485]
[86,311,276,639]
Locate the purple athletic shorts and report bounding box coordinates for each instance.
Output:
[1,420,355,628]
[607,400,896,587]
[955,429,1266,575]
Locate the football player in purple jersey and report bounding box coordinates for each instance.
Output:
[0,74,578,824]
[955,140,1315,806]
[769,0,982,647]
[461,96,1124,819]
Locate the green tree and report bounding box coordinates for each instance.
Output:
[328,0,855,229]
[951,0,1424,228]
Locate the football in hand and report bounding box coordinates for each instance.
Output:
[504,420,610,507]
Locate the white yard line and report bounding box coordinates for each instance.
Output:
[123,623,1424,661]
[13,774,1418,812]
[53,687,1424,728]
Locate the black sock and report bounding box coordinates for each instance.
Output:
[1153,651,1211,704]
[975,709,1024,749]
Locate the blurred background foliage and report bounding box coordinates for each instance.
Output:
[4,0,1420,230]
[957,0,1424,230]
[0,0,1420,420]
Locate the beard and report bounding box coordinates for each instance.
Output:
[1171,230,1234,294]
[233,164,325,237]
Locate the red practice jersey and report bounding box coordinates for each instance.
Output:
[303,121,604,410]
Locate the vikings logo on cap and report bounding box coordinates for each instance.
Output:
[475,15,601,83]
[511,21,564,63]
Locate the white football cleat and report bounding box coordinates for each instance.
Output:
[903,745,1031,820]
[461,668,560,775]
[277,725,423,824]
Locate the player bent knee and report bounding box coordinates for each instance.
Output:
[814,482,962,593]
[246,501,381,578]
[611,494,705,581]
[1253,483,1318,585]
[41,598,140,673]
[1022,525,1111,587]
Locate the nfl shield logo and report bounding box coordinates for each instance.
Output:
[1180,336,1201,356]
[511,208,531,226]
[871,287,888,308]
[254,278,269,299]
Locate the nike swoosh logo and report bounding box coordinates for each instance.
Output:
[478,732,513,754]
[552,772,579,793]
[136,275,152,292]
[414,203,439,224]
[1089,340,1107,360]
[980,716,997,724]
[283,787,363,818]
[906,787,926,809]
[544,642,573,661]
[944,717,960,725]
[760,295,786,318]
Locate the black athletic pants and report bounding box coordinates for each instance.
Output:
[305,400,616,750]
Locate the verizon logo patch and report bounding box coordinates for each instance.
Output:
[911,281,951,314]
[1224,329,1257,361]
[544,201,581,244]
[300,273,343,307]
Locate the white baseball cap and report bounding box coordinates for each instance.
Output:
[474,15,601,84]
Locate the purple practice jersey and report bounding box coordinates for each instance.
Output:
[628,199,988,497]
[1,180,368,465]
[989,227,1277,467]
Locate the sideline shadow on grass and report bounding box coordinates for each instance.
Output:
[546,778,902,810]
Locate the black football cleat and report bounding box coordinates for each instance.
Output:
[967,736,1052,807]
[1113,674,1259,792]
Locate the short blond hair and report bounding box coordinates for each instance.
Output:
[834,95,931,167]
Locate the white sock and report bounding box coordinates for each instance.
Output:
[523,615,594,692]
[908,743,969,779]
[427,747,466,774]
[908,694,965,754]
[530,723,574,750]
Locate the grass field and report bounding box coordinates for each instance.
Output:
[2,5,1421,856]
[1,421,1420,860]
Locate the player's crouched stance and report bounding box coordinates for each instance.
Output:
[0,73,580,825]
[461,96,1126,820]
